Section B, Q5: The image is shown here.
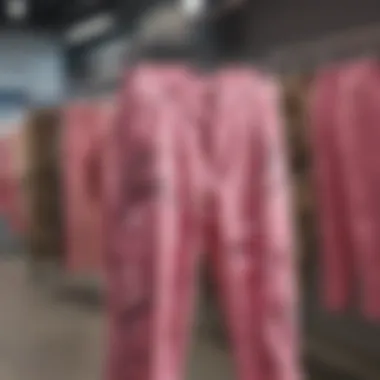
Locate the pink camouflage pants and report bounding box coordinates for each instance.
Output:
[310,60,380,319]
[103,65,301,380]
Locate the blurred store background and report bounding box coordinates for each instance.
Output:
[1,0,380,379]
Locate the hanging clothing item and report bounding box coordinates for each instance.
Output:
[310,60,380,319]
[24,109,63,266]
[0,137,13,214]
[8,129,27,234]
[0,133,26,234]
[338,61,380,319]
[63,101,113,275]
[309,67,354,312]
[346,62,380,319]
[104,65,301,380]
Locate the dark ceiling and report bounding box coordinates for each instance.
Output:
[0,0,161,31]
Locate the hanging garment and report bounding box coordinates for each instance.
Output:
[8,129,27,233]
[104,65,301,380]
[337,61,380,319]
[310,60,380,318]
[63,101,113,275]
[0,137,12,214]
[0,133,26,233]
[346,62,380,318]
[24,109,63,265]
[309,67,355,312]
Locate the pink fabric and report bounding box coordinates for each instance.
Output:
[63,101,114,275]
[310,60,380,318]
[0,138,12,213]
[309,68,355,311]
[104,65,300,380]
[350,63,380,318]
[0,135,25,233]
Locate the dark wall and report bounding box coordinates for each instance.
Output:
[213,0,380,62]
[246,0,380,56]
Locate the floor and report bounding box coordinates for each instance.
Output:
[2,256,367,380]
[0,257,234,380]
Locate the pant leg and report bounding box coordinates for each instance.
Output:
[338,62,380,319]
[360,65,380,318]
[309,70,355,311]
[104,66,205,380]
[258,78,301,380]
[209,71,301,380]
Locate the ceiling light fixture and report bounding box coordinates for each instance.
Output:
[181,0,205,17]
[6,0,28,20]
[65,13,115,45]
